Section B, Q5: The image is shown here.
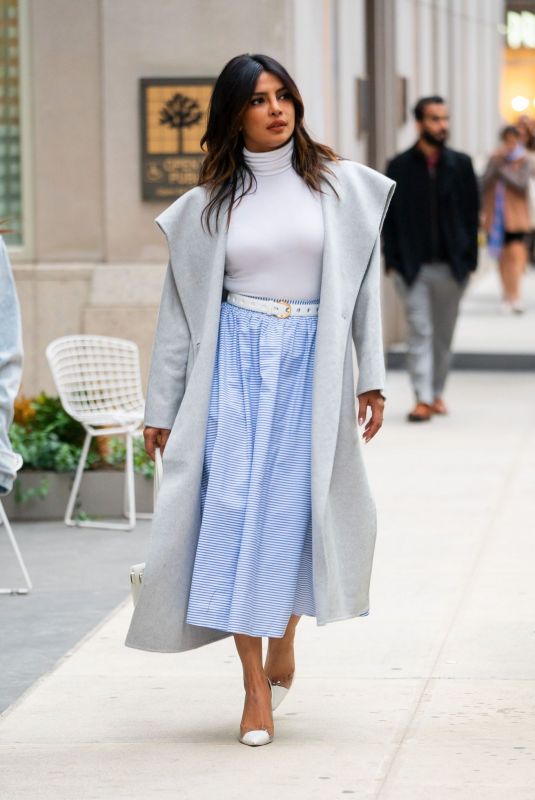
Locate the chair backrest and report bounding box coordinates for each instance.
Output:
[46,335,145,424]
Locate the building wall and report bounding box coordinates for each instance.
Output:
[13,0,504,396]
[30,0,103,262]
[395,0,504,162]
[290,0,368,164]
[15,0,292,394]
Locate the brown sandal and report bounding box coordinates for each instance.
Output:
[407,402,432,422]
[431,397,448,415]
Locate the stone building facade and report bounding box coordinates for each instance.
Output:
[6,0,504,394]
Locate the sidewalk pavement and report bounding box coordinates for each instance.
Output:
[1,368,534,799]
[387,264,535,371]
[0,519,151,712]
[454,265,535,354]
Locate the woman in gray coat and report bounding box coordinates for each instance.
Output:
[125,53,395,747]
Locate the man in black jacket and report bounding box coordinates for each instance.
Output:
[383,96,479,422]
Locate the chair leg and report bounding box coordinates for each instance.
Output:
[124,432,136,530]
[0,501,33,594]
[125,432,152,521]
[122,442,128,519]
[65,431,92,526]
[64,429,140,531]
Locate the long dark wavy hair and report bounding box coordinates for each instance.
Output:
[198,53,341,233]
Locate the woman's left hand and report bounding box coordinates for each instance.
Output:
[357,390,385,443]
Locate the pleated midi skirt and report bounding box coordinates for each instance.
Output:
[186,300,318,638]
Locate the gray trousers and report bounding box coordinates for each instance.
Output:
[394,264,467,405]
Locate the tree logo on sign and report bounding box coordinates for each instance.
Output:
[159,93,203,153]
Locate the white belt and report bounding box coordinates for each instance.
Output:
[226,292,319,319]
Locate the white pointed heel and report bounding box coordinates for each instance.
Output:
[271,683,289,711]
[239,729,273,747]
[270,675,294,711]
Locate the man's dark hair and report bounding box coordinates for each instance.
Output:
[500,125,520,141]
[413,96,446,121]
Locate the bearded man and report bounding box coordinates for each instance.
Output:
[383,96,479,422]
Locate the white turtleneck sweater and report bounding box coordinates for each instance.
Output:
[224,137,324,300]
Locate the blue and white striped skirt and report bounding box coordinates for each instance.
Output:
[186,299,318,638]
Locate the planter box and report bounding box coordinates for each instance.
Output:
[2,470,154,522]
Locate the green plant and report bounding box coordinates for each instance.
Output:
[14,477,49,505]
[24,393,87,446]
[9,393,154,503]
[9,426,98,473]
[10,393,98,473]
[102,436,155,479]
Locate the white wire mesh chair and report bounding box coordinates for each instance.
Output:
[0,452,33,595]
[46,335,147,530]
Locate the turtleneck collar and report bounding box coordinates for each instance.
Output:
[242,136,294,176]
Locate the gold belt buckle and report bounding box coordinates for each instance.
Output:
[275,299,292,319]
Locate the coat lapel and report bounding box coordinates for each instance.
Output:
[155,191,229,344]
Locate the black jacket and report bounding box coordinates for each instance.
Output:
[383,145,479,286]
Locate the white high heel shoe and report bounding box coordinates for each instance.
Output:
[239,729,273,747]
[239,680,274,747]
[271,675,294,711]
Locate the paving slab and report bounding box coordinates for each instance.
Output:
[377,679,535,799]
[455,266,535,354]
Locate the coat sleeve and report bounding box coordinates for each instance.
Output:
[144,262,191,430]
[0,238,23,494]
[352,235,386,398]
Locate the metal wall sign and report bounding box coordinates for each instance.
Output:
[140,77,214,201]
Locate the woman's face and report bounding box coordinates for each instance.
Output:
[240,71,295,153]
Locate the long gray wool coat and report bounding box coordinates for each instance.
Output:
[125,158,395,653]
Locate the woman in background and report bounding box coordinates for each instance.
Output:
[516,115,535,265]
[482,125,532,314]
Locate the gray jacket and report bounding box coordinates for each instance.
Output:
[125,159,395,653]
[0,237,23,494]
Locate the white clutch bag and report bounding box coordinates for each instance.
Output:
[129,446,163,606]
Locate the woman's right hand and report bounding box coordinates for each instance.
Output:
[143,427,171,461]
